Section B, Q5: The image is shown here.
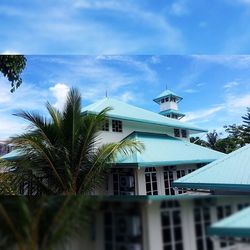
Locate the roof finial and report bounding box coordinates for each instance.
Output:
[166,83,168,90]
[105,90,108,98]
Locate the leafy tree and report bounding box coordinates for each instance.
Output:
[206,130,220,150]
[224,124,245,147]
[213,137,239,154]
[3,88,143,195]
[0,55,26,92]
[241,107,250,143]
[0,196,94,250]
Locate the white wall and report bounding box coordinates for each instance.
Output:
[160,101,178,111]
[96,119,190,146]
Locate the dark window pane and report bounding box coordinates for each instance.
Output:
[163,228,171,243]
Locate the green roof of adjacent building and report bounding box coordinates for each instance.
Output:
[115,132,225,167]
[208,206,250,238]
[173,144,250,192]
[83,98,206,133]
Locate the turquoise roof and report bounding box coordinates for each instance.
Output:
[173,144,250,191]
[0,149,23,161]
[209,206,250,238]
[83,98,206,133]
[153,90,182,103]
[159,109,185,118]
[115,132,225,167]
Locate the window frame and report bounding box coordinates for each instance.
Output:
[112,119,123,133]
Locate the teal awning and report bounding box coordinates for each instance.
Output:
[82,98,207,133]
[115,132,225,167]
[209,206,250,238]
[173,144,250,191]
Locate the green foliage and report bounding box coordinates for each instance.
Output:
[0,55,26,92]
[241,107,250,143]
[191,108,250,153]
[0,196,95,250]
[5,88,143,195]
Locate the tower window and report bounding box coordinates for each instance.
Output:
[161,99,165,103]
[112,120,123,132]
[174,129,180,137]
[181,129,187,138]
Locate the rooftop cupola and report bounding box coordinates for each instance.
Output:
[153,89,185,120]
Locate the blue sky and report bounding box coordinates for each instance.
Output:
[2,0,250,53]
[0,55,250,139]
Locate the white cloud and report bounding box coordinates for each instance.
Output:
[184,88,199,93]
[0,1,184,54]
[223,81,239,89]
[116,91,135,103]
[1,50,20,55]
[192,55,250,68]
[49,83,70,110]
[182,106,224,122]
[225,93,250,109]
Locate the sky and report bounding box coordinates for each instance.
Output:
[2,0,250,54]
[1,1,250,139]
[0,55,250,140]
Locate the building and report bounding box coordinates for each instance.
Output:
[82,90,224,196]
[173,144,250,194]
[72,195,250,250]
[0,141,13,156]
[1,89,249,250]
[209,205,250,244]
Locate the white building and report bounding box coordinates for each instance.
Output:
[82,90,224,196]
[2,89,249,250]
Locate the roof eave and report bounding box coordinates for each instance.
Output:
[83,110,207,133]
[173,182,250,192]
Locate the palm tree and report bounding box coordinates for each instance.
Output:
[4,88,143,195]
[206,130,219,150]
[0,196,94,250]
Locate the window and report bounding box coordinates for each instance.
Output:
[164,169,175,195]
[161,99,165,103]
[174,129,180,137]
[102,119,109,131]
[164,167,196,195]
[181,130,187,138]
[216,205,234,248]
[237,203,250,211]
[145,167,158,195]
[112,120,122,132]
[104,207,142,250]
[193,206,213,250]
[161,201,183,250]
[112,169,135,195]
